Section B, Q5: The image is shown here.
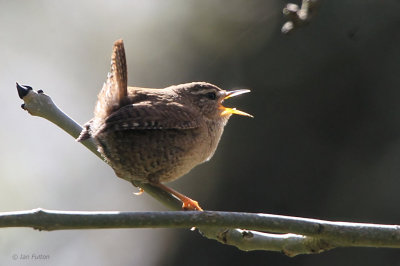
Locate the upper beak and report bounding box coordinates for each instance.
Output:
[220,89,253,118]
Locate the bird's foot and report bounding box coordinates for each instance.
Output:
[133,188,144,196]
[182,198,203,211]
[150,182,203,211]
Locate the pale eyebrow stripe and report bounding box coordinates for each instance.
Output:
[189,88,217,95]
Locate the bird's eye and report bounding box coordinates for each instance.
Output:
[205,92,217,100]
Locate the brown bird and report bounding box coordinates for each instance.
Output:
[77,40,252,211]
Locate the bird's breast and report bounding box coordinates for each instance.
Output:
[94,124,223,183]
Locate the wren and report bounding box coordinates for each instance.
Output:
[77,40,252,210]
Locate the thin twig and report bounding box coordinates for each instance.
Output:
[282,0,320,34]
[16,83,183,211]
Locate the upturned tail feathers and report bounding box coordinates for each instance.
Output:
[77,39,128,142]
[94,39,128,121]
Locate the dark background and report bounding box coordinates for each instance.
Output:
[1,1,400,265]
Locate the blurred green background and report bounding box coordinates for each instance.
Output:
[1,0,400,265]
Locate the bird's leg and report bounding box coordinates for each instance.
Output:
[150,182,203,211]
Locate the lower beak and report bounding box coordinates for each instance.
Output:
[220,89,253,118]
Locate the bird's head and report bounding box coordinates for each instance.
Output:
[172,82,252,121]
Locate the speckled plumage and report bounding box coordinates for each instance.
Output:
[77,40,250,208]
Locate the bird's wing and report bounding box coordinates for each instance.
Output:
[98,102,201,133]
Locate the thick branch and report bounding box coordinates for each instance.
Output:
[2,209,400,256]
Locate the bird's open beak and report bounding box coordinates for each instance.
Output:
[220,89,253,118]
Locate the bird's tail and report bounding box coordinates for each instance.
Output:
[77,39,128,142]
[94,39,128,121]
